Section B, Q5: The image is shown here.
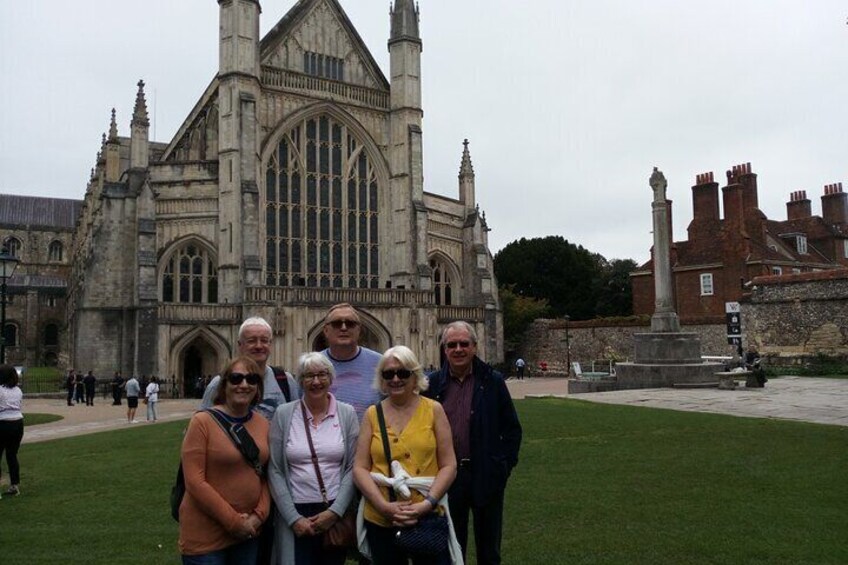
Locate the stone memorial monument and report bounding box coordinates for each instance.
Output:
[615,168,723,389]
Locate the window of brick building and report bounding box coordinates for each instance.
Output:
[699,273,714,296]
[264,115,380,289]
[772,266,783,276]
[796,235,807,254]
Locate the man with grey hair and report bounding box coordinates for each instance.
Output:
[424,321,522,565]
[201,316,300,419]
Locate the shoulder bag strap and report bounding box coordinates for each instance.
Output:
[206,409,264,476]
[301,401,330,506]
[272,366,292,402]
[375,402,396,502]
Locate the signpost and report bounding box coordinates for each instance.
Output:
[725,302,742,346]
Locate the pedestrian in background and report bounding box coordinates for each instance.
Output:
[0,365,24,497]
[145,377,160,422]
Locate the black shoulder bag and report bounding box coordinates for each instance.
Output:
[375,402,449,556]
[170,409,265,522]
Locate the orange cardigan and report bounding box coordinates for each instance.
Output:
[178,410,271,555]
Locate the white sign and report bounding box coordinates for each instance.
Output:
[725,301,740,314]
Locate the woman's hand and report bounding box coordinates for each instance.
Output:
[308,509,338,534]
[392,501,432,526]
[233,513,259,540]
[292,517,316,537]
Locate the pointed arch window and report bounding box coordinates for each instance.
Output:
[44,323,59,346]
[430,258,453,306]
[3,237,22,259]
[161,243,218,303]
[2,323,18,347]
[265,115,380,288]
[48,240,64,262]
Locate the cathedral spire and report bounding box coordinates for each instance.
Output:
[459,138,475,179]
[108,108,118,141]
[132,80,149,127]
[390,0,420,44]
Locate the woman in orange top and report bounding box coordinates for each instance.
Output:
[353,345,457,564]
[179,356,271,564]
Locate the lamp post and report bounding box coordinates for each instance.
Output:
[0,246,20,364]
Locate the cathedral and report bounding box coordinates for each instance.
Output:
[59,0,501,384]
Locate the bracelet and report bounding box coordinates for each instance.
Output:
[424,495,438,508]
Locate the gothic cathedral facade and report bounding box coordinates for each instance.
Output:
[69,0,502,384]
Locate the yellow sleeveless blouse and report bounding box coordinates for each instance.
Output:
[363,396,439,527]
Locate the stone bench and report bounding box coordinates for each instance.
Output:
[715,371,755,390]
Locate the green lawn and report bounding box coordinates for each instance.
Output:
[24,413,63,426]
[1,399,846,564]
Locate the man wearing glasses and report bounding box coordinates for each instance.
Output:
[201,317,300,418]
[424,321,522,565]
[320,303,381,421]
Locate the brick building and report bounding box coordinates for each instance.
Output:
[631,163,848,321]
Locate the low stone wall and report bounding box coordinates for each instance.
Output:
[744,270,848,367]
[519,319,731,375]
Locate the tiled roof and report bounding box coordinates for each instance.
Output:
[7,274,67,289]
[0,194,83,229]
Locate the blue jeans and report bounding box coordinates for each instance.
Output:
[181,538,259,565]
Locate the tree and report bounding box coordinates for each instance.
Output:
[494,236,601,320]
[594,257,637,317]
[499,285,549,346]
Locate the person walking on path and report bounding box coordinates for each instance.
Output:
[0,365,24,497]
[73,371,85,405]
[425,321,523,565]
[83,371,97,406]
[125,375,140,423]
[145,377,160,422]
[514,358,526,380]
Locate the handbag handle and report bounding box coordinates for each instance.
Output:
[301,401,330,506]
[375,402,396,502]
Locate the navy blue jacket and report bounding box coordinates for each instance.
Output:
[425,357,522,505]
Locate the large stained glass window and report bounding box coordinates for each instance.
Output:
[161,243,218,303]
[265,115,379,288]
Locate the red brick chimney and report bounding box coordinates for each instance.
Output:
[691,171,720,221]
[733,162,759,211]
[786,190,812,220]
[723,168,747,236]
[821,183,847,226]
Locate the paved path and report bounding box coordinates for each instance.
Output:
[21,376,848,444]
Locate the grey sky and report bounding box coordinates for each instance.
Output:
[1,1,845,265]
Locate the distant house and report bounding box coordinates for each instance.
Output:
[631,163,848,322]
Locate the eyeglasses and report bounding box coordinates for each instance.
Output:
[445,340,472,350]
[227,372,261,386]
[327,319,359,330]
[381,369,413,380]
[303,371,330,383]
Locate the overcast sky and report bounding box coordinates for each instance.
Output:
[1,1,846,264]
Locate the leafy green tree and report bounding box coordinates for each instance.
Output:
[499,285,550,346]
[494,236,601,320]
[594,257,637,317]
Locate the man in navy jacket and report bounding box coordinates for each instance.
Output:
[425,321,522,565]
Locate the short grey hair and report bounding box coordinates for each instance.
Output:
[373,345,429,394]
[238,317,273,341]
[440,321,478,346]
[296,352,336,387]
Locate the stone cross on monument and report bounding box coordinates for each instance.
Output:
[649,167,681,333]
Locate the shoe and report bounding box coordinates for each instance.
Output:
[5,485,19,496]
[131,420,139,424]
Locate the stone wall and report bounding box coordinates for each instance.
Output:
[743,269,848,366]
[519,318,731,376]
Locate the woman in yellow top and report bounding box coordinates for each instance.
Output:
[353,345,457,564]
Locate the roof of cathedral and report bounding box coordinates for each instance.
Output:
[0,194,82,230]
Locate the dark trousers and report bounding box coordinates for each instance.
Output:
[112,387,122,405]
[74,384,84,403]
[448,466,505,565]
[292,501,348,565]
[364,521,450,565]
[67,387,74,406]
[0,419,24,485]
[85,387,95,406]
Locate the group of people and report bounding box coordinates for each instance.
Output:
[178,303,523,565]
[64,369,98,406]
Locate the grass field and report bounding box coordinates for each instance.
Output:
[1,398,846,564]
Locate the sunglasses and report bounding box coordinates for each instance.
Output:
[445,340,472,350]
[227,372,261,386]
[327,319,359,329]
[381,369,413,380]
